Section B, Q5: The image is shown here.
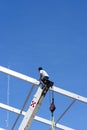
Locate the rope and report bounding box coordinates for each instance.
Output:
[49,115,55,130]
[49,86,56,130]
[49,91,51,104]
[51,115,55,130]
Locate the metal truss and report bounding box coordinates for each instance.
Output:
[0,66,87,130]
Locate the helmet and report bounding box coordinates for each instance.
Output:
[38,67,43,71]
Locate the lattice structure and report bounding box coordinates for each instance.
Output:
[0,66,87,130]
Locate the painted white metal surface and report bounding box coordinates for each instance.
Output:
[0,66,87,103]
[0,102,25,115]
[51,86,87,103]
[18,83,50,130]
[0,103,74,130]
[0,66,87,130]
[0,66,39,85]
[34,116,74,130]
[0,128,6,130]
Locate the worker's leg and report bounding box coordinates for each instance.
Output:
[42,76,49,84]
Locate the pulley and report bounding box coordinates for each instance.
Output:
[49,88,56,130]
[49,98,56,114]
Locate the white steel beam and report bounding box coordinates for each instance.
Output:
[34,116,74,130]
[51,86,87,103]
[0,102,26,115]
[0,66,39,85]
[0,66,87,103]
[0,103,74,130]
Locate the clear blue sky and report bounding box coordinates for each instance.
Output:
[0,0,87,130]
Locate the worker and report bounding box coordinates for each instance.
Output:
[38,67,49,85]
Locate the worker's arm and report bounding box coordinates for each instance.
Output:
[39,71,42,80]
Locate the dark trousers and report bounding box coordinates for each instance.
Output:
[41,76,49,84]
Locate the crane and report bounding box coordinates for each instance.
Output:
[0,66,87,130]
[0,66,54,130]
[18,81,53,130]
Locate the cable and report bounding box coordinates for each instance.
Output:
[11,84,35,130]
[51,115,55,130]
[6,74,10,130]
[49,91,51,105]
[49,86,56,130]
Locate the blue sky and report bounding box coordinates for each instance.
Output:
[0,0,87,130]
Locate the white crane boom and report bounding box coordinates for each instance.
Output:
[18,83,51,130]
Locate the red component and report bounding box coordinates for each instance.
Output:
[30,101,36,108]
[49,98,56,113]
